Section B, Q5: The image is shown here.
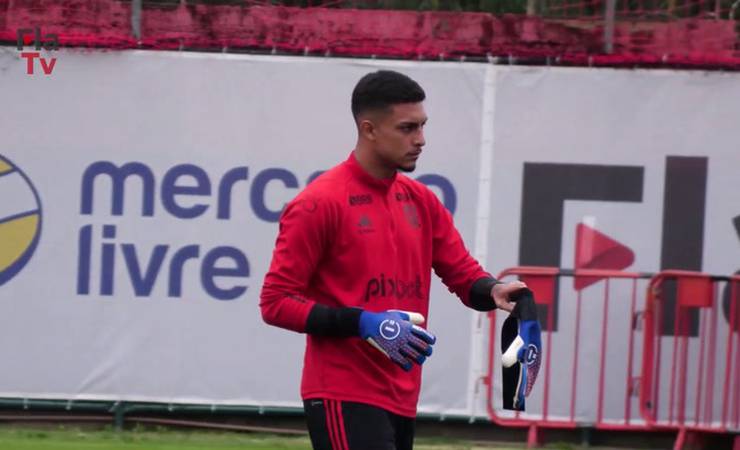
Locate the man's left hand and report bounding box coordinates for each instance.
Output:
[490,281,528,312]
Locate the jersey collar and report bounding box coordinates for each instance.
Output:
[345,151,397,192]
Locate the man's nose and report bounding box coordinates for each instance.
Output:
[414,130,426,147]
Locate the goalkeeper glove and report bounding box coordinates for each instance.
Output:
[359,310,436,371]
[501,288,542,411]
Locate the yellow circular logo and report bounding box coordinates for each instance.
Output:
[0,155,42,286]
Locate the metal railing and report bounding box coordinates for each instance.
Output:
[485,267,740,449]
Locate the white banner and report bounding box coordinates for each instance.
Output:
[0,49,486,415]
[0,49,738,424]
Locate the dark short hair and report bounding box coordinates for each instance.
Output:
[351,70,426,121]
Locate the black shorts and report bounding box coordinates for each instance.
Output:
[303,399,415,450]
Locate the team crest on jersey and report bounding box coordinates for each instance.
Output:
[403,204,420,228]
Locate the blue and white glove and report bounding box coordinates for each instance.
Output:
[501,288,542,411]
[359,310,436,371]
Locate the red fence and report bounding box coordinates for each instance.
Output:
[640,271,740,432]
[1,0,739,69]
[485,267,740,449]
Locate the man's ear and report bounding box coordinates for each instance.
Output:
[359,119,376,141]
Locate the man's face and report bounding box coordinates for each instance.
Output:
[369,102,428,173]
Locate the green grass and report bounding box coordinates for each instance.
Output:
[0,425,603,449]
[0,426,540,450]
[0,426,313,450]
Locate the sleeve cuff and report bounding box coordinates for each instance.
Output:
[468,277,501,311]
[305,304,363,337]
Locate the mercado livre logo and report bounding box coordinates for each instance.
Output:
[0,154,42,286]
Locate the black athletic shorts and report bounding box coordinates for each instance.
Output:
[303,399,415,450]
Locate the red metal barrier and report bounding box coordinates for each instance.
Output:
[485,267,740,448]
[640,270,740,435]
[485,267,654,444]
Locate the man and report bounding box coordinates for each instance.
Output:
[260,70,525,450]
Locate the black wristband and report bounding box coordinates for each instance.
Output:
[469,277,501,311]
[305,304,363,337]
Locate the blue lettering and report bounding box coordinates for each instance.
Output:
[75,163,460,302]
[161,164,211,219]
[200,246,250,301]
[103,224,116,239]
[77,225,92,295]
[168,245,200,297]
[122,244,169,296]
[217,167,249,220]
[79,162,459,220]
[77,227,251,300]
[100,225,117,296]
[251,168,299,222]
[80,161,155,216]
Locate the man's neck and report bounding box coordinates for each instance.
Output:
[354,145,396,179]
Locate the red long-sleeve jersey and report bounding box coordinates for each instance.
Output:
[260,152,491,417]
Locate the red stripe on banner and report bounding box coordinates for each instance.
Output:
[335,401,350,450]
[325,400,341,450]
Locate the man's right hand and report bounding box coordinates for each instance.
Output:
[358,310,436,371]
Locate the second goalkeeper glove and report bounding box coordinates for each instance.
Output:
[501,288,542,411]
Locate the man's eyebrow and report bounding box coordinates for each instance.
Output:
[398,118,428,126]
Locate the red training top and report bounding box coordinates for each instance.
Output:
[260,152,491,417]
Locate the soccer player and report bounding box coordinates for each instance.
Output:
[260,70,526,450]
